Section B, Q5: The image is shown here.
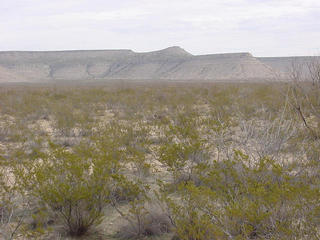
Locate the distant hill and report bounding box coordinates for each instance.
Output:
[258,56,318,79]
[0,47,316,82]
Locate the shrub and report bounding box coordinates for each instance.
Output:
[0,154,25,240]
[116,203,172,239]
[288,57,320,139]
[159,112,210,187]
[158,150,320,239]
[15,142,120,237]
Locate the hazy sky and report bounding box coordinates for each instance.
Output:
[0,0,319,56]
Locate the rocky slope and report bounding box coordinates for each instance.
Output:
[258,56,318,79]
[0,47,315,82]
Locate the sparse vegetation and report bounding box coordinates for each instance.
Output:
[0,77,320,239]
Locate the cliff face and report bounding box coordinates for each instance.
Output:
[0,47,314,82]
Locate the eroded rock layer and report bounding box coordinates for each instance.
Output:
[0,47,315,82]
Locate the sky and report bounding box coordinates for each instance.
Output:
[0,0,319,57]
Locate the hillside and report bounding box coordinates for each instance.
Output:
[0,47,315,82]
[258,56,318,78]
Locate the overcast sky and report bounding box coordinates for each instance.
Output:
[0,0,319,56]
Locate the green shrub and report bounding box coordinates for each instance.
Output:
[158,150,319,240]
[159,111,210,187]
[15,142,120,237]
[0,153,25,240]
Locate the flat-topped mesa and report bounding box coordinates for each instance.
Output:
[0,49,134,55]
[164,51,277,80]
[0,47,315,82]
[258,56,320,78]
[0,49,135,64]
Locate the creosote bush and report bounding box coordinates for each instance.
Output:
[158,150,320,239]
[116,203,172,239]
[14,140,123,237]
